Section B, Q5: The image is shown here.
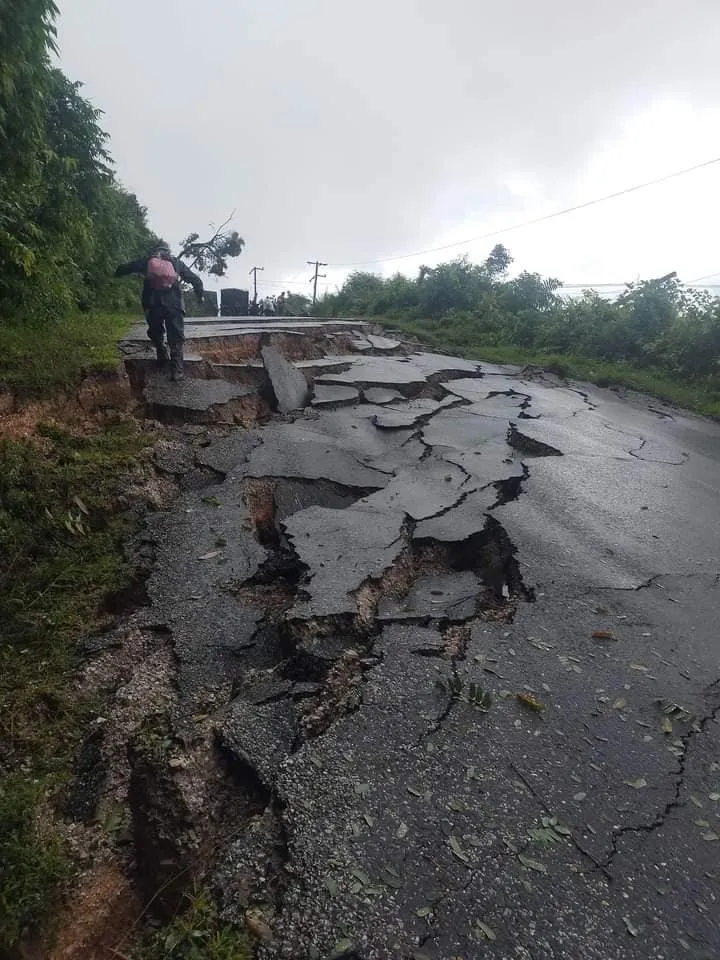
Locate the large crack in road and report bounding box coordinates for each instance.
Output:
[64,319,720,960]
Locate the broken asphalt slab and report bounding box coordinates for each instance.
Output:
[262,345,312,413]
[116,327,720,959]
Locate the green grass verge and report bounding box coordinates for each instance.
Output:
[0,312,150,951]
[133,890,253,960]
[381,317,720,419]
[0,311,138,398]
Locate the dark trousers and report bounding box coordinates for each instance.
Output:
[145,307,184,351]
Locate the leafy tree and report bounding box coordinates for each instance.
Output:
[320,247,720,391]
[417,256,491,317]
[0,25,155,321]
[483,243,513,279]
[0,0,58,301]
[0,0,58,178]
[179,214,245,277]
[275,291,313,316]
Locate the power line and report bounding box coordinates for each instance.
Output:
[329,154,720,268]
[257,276,720,292]
[688,270,720,283]
[560,281,720,288]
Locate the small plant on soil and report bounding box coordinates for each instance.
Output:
[436,675,492,711]
[134,890,252,960]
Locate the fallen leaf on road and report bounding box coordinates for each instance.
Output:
[703,831,720,841]
[623,917,639,937]
[415,906,433,918]
[657,698,693,723]
[573,792,587,802]
[354,782,370,797]
[592,630,615,640]
[518,853,547,874]
[350,867,371,886]
[709,793,720,802]
[623,778,648,789]
[449,835,470,864]
[516,692,546,712]
[396,822,409,839]
[475,921,497,941]
[198,550,220,560]
[612,698,627,710]
[545,817,572,837]
[629,662,649,672]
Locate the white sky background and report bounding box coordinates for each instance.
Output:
[57,0,720,301]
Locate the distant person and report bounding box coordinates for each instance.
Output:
[115,244,204,381]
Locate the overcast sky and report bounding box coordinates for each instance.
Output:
[57,0,720,299]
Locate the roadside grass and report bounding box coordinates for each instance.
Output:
[133,890,253,960]
[0,311,138,398]
[0,312,150,951]
[381,317,720,419]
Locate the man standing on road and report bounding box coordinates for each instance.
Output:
[115,244,204,381]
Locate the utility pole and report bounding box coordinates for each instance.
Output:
[249,266,264,305]
[307,260,327,306]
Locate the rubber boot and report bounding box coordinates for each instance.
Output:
[169,345,185,382]
[155,343,169,368]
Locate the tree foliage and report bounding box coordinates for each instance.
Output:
[0,0,156,321]
[319,248,720,386]
[179,214,245,277]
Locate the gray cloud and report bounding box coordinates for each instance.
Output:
[57,0,720,293]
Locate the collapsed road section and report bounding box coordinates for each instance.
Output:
[64,316,720,960]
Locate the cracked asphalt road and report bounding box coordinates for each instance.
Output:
[130,331,720,960]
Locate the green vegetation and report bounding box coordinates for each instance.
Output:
[319,247,720,418]
[0,778,72,949]
[0,2,159,945]
[0,311,135,397]
[134,890,252,960]
[0,2,156,322]
[0,406,150,947]
[0,0,246,950]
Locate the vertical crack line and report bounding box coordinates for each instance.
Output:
[509,763,611,879]
[600,701,720,869]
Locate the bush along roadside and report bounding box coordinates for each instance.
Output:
[315,249,720,420]
[0,313,155,952]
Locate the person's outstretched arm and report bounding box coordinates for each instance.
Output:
[114,257,147,277]
[177,260,204,301]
